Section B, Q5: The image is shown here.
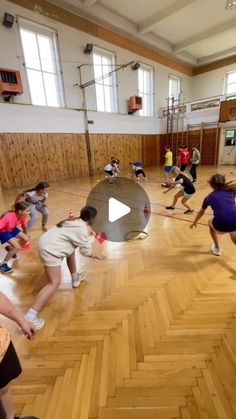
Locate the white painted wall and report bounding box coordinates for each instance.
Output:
[191,64,236,101]
[0,0,191,134]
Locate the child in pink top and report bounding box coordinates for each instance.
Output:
[0,202,30,274]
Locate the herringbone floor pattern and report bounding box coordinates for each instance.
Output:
[1,166,236,419]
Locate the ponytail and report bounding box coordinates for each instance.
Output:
[0,201,30,219]
[57,206,97,228]
[209,174,236,193]
[23,181,49,194]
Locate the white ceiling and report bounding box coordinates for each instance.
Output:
[48,0,236,67]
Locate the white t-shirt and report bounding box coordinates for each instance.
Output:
[25,190,48,204]
[38,218,92,266]
[104,163,113,171]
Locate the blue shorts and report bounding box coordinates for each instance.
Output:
[0,227,21,244]
[165,166,172,173]
[211,219,236,233]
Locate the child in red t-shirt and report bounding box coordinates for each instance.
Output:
[179,145,190,172]
[0,202,30,273]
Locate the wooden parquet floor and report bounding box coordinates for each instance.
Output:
[0,166,236,419]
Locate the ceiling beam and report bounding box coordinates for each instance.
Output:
[174,17,236,53]
[198,47,236,65]
[138,0,198,34]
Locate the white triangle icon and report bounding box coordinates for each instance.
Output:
[108,198,131,223]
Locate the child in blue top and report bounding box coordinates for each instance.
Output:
[190,174,236,256]
[129,162,147,180]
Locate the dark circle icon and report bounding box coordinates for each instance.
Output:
[86,177,151,242]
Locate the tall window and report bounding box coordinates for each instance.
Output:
[224,70,236,94]
[92,46,117,113]
[169,74,181,102]
[138,64,154,117]
[18,18,64,107]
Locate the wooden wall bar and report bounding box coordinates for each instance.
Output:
[0,133,160,188]
[160,127,220,166]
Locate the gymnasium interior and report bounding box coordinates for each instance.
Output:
[0,0,236,418]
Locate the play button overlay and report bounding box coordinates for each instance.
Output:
[109,198,131,222]
[86,177,151,242]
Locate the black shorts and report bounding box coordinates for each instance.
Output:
[105,170,113,176]
[0,341,22,389]
[135,169,145,177]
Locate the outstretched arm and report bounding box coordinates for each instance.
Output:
[14,191,25,203]
[0,292,35,339]
[190,208,205,228]
[163,179,182,194]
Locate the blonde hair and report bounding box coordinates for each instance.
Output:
[171,166,180,176]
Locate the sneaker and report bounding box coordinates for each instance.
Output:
[184,209,194,214]
[29,317,45,331]
[211,244,221,256]
[72,271,87,288]
[14,416,40,419]
[165,206,175,210]
[0,263,13,273]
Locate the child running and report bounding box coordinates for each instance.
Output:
[24,206,105,330]
[0,291,38,419]
[0,202,30,273]
[164,166,195,214]
[15,181,50,233]
[129,161,147,180]
[190,174,236,256]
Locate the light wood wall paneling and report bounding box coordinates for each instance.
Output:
[0,133,89,188]
[89,134,143,173]
[142,135,160,167]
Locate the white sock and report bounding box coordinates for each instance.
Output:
[71,272,77,281]
[25,308,38,321]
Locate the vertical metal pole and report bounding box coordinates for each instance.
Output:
[78,66,93,176]
[199,122,204,156]
[214,122,220,165]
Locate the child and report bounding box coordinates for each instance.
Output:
[104,159,119,184]
[24,206,105,330]
[190,145,200,183]
[0,202,30,273]
[176,145,183,168]
[15,181,50,233]
[161,146,173,186]
[164,166,195,214]
[179,145,190,172]
[129,162,147,180]
[0,291,38,419]
[190,174,236,256]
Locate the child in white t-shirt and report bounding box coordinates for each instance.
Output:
[15,181,50,232]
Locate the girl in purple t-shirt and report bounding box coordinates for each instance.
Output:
[190,174,236,256]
